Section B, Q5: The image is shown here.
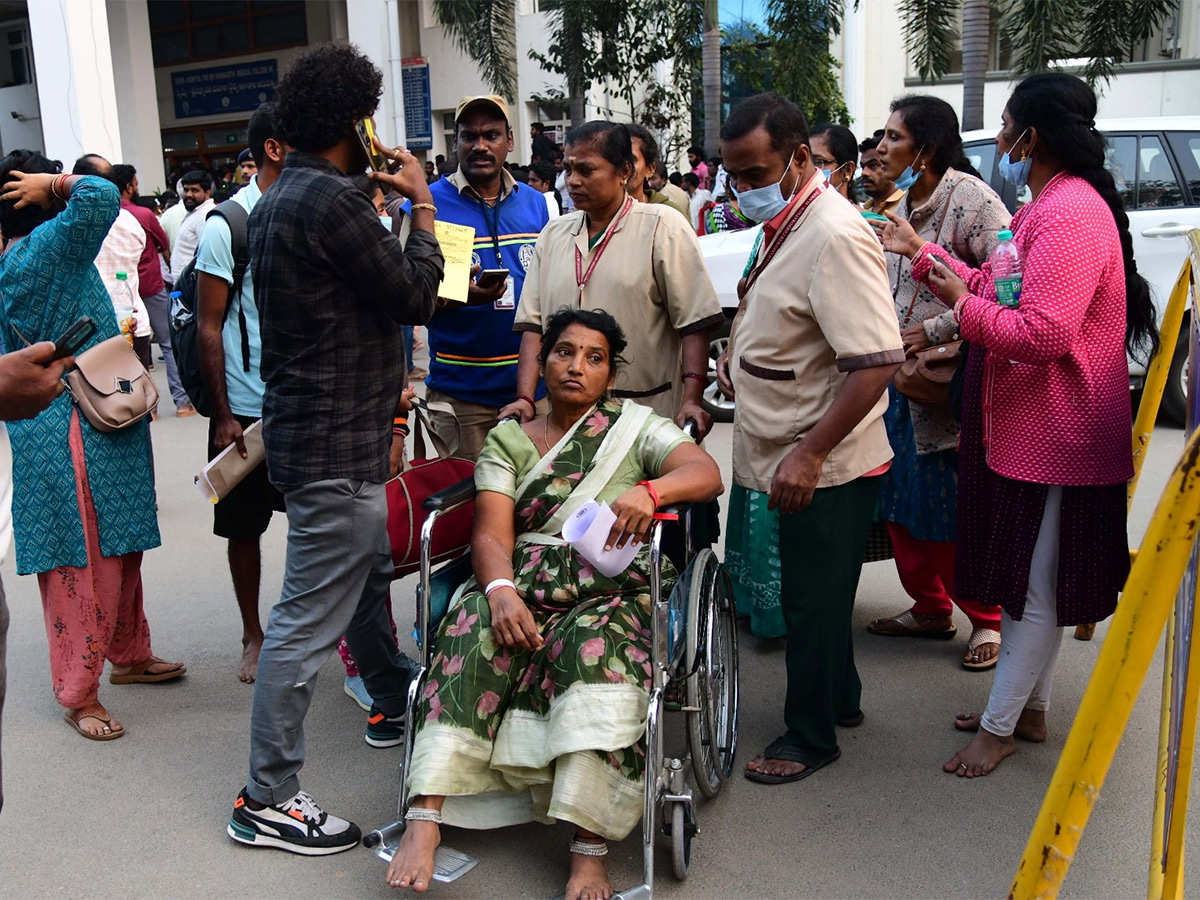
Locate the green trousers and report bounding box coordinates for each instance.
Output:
[777,475,880,764]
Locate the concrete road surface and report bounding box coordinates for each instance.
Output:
[0,360,1194,899]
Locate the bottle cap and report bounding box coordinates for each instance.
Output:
[116,271,128,280]
[997,229,1013,241]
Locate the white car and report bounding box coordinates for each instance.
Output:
[698,118,1200,424]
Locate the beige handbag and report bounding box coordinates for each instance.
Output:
[65,335,159,432]
[13,323,158,432]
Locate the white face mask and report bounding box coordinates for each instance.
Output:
[731,148,799,223]
[379,215,393,234]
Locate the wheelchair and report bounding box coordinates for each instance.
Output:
[363,464,740,898]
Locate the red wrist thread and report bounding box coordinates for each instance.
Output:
[516,394,536,411]
[637,480,659,508]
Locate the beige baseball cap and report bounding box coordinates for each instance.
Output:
[454,94,510,125]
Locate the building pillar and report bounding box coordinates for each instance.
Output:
[345,0,403,147]
[27,0,122,167]
[843,2,867,130]
[106,0,167,192]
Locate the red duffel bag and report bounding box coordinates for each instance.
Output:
[386,397,476,578]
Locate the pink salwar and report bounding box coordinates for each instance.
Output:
[36,412,153,709]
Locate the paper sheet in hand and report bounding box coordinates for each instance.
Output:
[196,419,265,503]
[434,220,475,305]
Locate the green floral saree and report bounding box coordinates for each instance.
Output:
[406,399,689,839]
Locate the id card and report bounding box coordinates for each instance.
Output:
[494,276,516,310]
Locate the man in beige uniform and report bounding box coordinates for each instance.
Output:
[509,180,722,429]
[718,94,904,783]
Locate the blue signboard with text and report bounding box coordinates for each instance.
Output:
[172,60,278,120]
[402,59,433,151]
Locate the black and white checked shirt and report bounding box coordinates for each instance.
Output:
[250,151,443,488]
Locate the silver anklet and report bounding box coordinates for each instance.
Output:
[405,807,443,824]
[569,838,608,857]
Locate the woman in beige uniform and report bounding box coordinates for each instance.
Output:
[503,121,723,436]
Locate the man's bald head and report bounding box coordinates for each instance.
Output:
[72,153,113,179]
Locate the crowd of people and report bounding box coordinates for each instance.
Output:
[0,38,1156,900]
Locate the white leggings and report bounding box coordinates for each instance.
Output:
[979,486,1064,738]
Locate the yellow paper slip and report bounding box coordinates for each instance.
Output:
[434,220,475,304]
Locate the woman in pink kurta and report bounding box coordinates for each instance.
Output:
[882,73,1159,778]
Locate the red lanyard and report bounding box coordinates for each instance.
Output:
[742,184,824,295]
[575,196,634,302]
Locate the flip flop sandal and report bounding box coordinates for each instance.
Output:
[65,709,125,741]
[866,609,957,640]
[109,656,187,685]
[744,736,841,785]
[962,628,1002,671]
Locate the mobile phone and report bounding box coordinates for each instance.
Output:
[354,118,388,173]
[476,268,510,290]
[51,315,95,361]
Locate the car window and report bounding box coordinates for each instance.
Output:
[1137,134,1185,209]
[1105,134,1138,210]
[963,140,997,184]
[1165,132,1200,204]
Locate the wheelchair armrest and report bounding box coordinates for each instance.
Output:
[423,477,477,512]
[659,502,691,519]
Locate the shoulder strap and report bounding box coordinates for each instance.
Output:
[207,200,252,373]
[900,178,962,327]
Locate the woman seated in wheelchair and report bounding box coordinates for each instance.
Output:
[388,307,724,899]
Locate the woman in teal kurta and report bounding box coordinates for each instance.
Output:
[0,159,180,740]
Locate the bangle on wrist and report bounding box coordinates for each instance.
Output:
[484,578,517,597]
[411,202,437,214]
[392,426,409,437]
[637,479,660,509]
[682,372,705,382]
[516,394,535,412]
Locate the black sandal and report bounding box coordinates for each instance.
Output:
[744,736,840,785]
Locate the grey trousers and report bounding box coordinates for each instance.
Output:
[143,289,189,408]
[0,577,7,813]
[246,478,412,806]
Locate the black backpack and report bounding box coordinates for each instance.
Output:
[169,200,251,417]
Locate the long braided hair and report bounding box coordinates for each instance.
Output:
[1007,72,1159,363]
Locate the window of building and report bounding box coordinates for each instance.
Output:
[0,23,32,87]
[161,122,249,177]
[149,1,307,67]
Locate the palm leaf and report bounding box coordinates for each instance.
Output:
[1079,0,1176,85]
[898,0,959,82]
[432,0,518,100]
[1000,0,1080,74]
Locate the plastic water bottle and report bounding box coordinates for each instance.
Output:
[990,229,1022,309]
[110,271,137,345]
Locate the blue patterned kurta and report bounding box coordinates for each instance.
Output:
[0,176,160,575]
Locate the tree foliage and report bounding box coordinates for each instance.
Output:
[764,0,851,125]
[901,0,1179,87]
[431,0,518,100]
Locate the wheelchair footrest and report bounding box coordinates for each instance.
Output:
[373,839,479,884]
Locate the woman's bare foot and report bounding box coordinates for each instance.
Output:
[239,637,262,684]
[943,729,1016,777]
[745,754,807,779]
[954,709,1047,743]
[65,700,124,739]
[386,820,440,891]
[565,845,613,900]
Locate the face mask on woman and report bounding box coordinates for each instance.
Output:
[998,129,1033,187]
[893,146,926,192]
[733,148,798,223]
[820,161,853,186]
[379,215,393,233]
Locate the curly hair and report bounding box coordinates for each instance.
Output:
[275,43,383,153]
[538,307,627,377]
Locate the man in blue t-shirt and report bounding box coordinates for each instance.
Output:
[426,95,550,460]
[195,103,288,684]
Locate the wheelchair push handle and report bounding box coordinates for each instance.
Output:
[423,476,477,512]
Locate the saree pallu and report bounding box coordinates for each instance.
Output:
[407,399,687,839]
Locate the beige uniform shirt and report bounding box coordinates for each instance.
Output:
[864,188,905,218]
[515,201,724,419]
[731,179,905,492]
[650,184,691,223]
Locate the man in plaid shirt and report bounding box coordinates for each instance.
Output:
[227,44,444,858]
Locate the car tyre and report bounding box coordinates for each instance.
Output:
[1161,326,1189,428]
[702,317,735,424]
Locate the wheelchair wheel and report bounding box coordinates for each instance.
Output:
[685,550,740,797]
[669,800,695,880]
